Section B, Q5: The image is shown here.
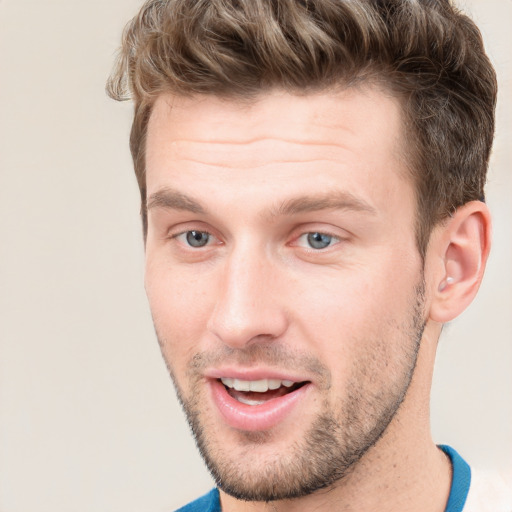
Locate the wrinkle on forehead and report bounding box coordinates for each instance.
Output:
[149,87,402,146]
[146,88,412,207]
[165,138,356,170]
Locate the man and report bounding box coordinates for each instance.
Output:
[107,0,510,510]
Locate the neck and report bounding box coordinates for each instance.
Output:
[220,322,452,512]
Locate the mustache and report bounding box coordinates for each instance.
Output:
[187,343,332,389]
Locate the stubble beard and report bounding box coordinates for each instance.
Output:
[160,281,426,502]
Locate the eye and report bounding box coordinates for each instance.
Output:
[298,232,338,250]
[176,230,211,248]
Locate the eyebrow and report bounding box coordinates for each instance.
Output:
[146,188,206,214]
[270,191,377,218]
[146,187,376,218]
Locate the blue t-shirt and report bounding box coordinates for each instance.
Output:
[439,445,471,512]
[176,488,221,512]
[175,445,471,512]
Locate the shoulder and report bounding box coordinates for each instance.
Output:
[464,469,512,512]
[175,489,220,512]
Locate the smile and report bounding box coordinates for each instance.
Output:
[209,376,311,431]
[220,378,306,406]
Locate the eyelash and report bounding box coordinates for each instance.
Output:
[294,231,341,250]
[170,229,216,248]
[169,229,342,252]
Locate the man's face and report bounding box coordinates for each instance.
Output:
[144,88,426,500]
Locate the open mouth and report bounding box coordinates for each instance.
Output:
[210,375,312,431]
[219,377,308,406]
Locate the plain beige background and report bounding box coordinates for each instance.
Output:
[0,1,510,511]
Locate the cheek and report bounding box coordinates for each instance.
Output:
[145,260,216,374]
[299,277,422,413]
[290,261,421,363]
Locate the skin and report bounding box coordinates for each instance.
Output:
[143,87,491,512]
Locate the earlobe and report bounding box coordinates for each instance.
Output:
[429,201,492,323]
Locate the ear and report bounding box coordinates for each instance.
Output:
[428,201,492,323]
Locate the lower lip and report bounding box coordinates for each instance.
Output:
[209,379,311,431]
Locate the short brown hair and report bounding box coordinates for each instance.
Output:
[107,0,497,256]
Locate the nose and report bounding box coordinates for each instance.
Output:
[206,244,289,349]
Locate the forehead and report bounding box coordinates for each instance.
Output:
[147,87,405,158]
[145,88,412,220]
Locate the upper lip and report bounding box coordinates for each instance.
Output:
[203,367,310,384]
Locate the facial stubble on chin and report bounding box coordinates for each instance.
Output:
[157,280,426,502]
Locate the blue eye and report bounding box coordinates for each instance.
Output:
[185,230,210,247]
[305,232,335,250]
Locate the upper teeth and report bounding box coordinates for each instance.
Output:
[221,378,295,392]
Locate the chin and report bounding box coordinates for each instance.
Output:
[186,404,383,502]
